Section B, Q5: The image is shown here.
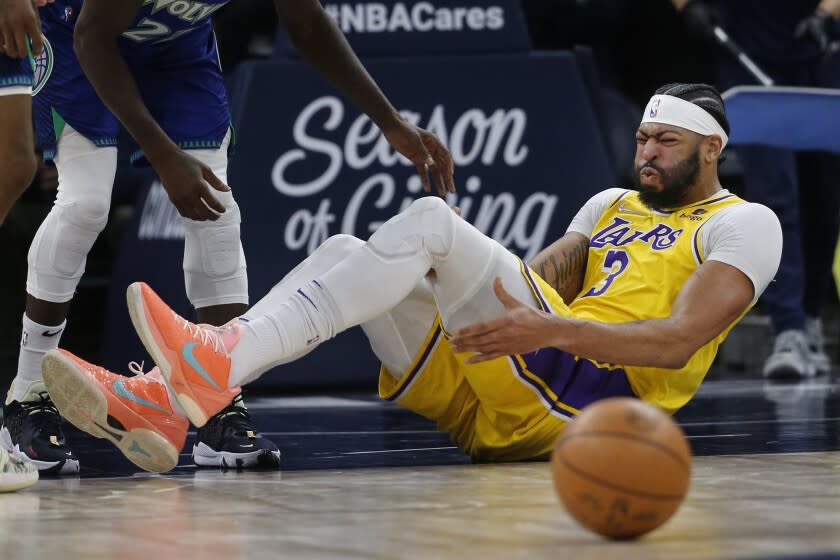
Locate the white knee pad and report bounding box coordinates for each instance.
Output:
[27,127,116,302]
[366,196,457,262]
[182,136,249,308]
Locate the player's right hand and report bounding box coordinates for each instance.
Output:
[0,0,43,57]
[155,149,229,222]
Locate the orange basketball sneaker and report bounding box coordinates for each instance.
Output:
[41,349,189,473]
[126,282,242,428]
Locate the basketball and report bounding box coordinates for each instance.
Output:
[551,397,692,539]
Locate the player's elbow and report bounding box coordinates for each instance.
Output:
[657,340,698,369]
[659,350,690,370]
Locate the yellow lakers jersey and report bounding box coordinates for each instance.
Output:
[569,189,747,413]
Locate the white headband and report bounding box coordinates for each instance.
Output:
[641,94,728,149]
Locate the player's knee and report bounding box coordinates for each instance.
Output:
[26,195,110,300]
[66,195,111,233]
[407,195,451,217]
[369,196,456,260]
[182,207,248,307]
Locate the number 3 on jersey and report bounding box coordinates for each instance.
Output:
[582,249,630,297]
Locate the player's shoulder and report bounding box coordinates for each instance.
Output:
[710,199,779,225]
[702,200,782,252]
[586,188,631,209]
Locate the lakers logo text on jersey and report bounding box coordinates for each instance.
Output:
[589,217,683,251]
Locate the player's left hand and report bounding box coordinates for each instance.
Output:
[449,277,560,364]
[382,119,456,197]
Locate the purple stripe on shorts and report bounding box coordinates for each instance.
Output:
[519,349,635,410]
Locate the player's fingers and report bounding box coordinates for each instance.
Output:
[202,166,230,192]
[11,24,28,59]
[27,21,44,56]
[493,277,517,308]
[173,199,197,221]
[451,318,503,340]
[2,26,21,58]
[445,155,456,193]
[191,202,217,222]
[200,183,227,215]
[433,150,455,194]
[435,165,446,198]
[415,160,432,193]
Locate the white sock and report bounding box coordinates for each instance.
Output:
[8,314,66,404]
[229,281,343,386]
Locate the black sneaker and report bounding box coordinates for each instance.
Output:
[0,381,80,475]
[192,394,281,469]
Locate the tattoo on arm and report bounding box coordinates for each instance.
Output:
[535,237,589,302]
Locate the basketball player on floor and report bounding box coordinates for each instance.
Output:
[42,83,778,466]
[2,0,454,474]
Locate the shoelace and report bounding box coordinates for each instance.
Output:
[208,395,257,436]
[128,361,146,376]
[172,312,228,354]
[20,393,64,441]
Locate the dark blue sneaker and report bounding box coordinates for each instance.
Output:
[1,381,80,475]
[192,394,281,469]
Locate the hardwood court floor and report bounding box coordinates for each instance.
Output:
[1,373,838,560]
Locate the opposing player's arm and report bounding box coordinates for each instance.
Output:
[528,233,589,304]
[74,0,176,163]
[273,0,455,195]
[450,261,754,368]
[273,0,398,135]
[74,0,226,221]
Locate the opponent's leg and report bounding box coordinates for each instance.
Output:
[3,125,116,475]
[0,88,37,224]
[179,136,279,468]
[182,133,249,323]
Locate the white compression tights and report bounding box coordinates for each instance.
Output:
[229,196,540,386]
[27,126,117,302]
[181,132,248,308]
[26,127,247,308]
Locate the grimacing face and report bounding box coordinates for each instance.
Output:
[633,123,702,210]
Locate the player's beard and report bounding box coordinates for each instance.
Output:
[633,149,700,210]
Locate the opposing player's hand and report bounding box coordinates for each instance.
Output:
[155,149,229,221]
[0,0,42,57]
[450,277,560,363]
[382,120,455,197]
